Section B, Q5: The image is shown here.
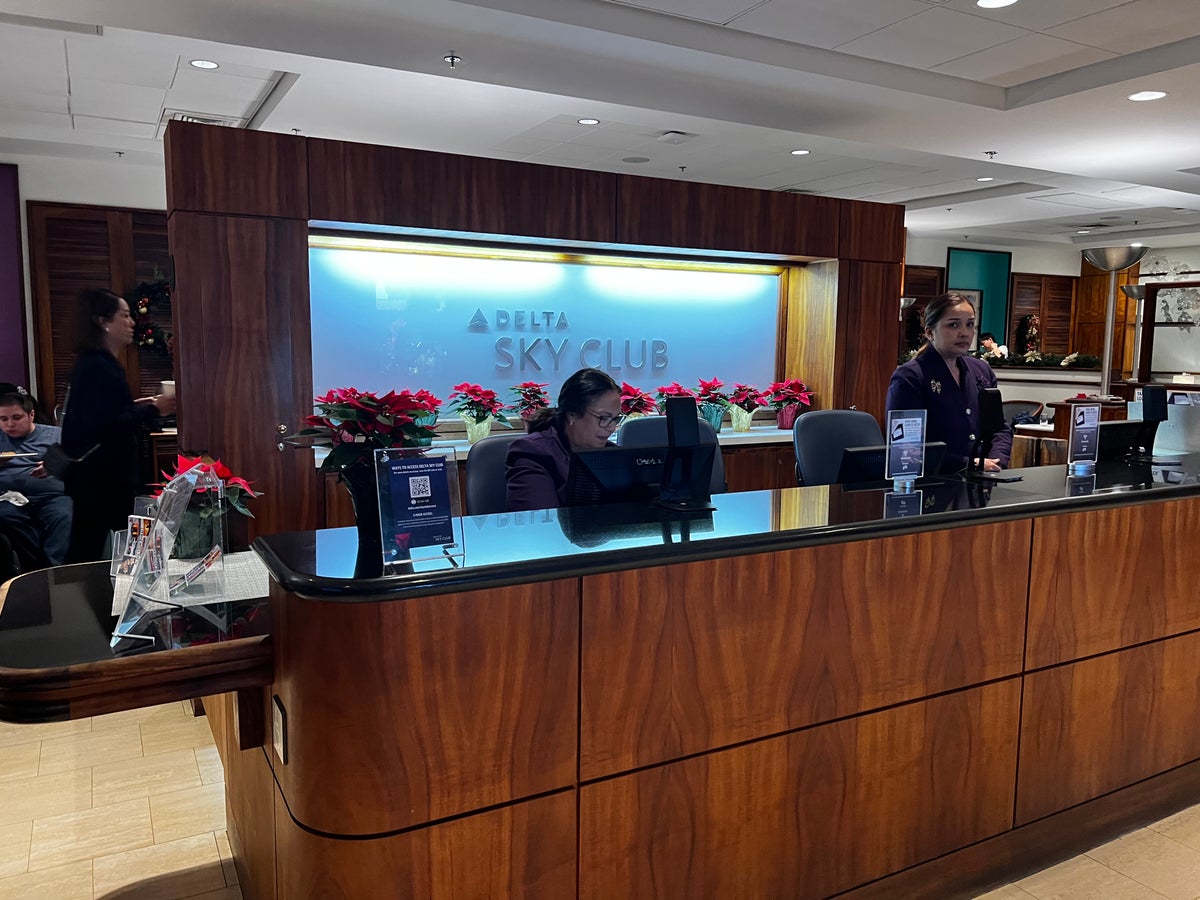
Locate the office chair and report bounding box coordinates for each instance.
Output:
[792,409,884,486]
[616,415,727,494]
[464,431,524,515]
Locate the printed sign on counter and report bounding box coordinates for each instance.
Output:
[376,448,463,564]
[1067,403,1101,467]
[885,409,928,481]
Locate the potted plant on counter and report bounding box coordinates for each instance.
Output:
[696,377,731,432]
[510,381,551,429]
[620,382,658,420]
[448,382,511,443]
[728,383,768,432]
[766,378,813,429]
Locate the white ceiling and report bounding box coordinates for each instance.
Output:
[2,0,1200,249]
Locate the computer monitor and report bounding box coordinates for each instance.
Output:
[836,442,947,486]
[567,443,717,507]
[1096,419,1160,461]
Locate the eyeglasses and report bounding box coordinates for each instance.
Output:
[584,411,626,429]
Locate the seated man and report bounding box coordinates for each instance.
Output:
[0,389,72,568]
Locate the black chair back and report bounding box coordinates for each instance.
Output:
[792,410,884,486]
[464,432,524,515]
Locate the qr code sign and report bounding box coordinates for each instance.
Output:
[409,476,432,499]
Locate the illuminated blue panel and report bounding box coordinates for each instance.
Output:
[309,242,781,400]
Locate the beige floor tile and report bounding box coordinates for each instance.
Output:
[140,717,217,756]
[215,829,237,885]
[1150,802,1200,853]
[974,885,1039,899]
[1017,854,1169,899]
[1087,827,1200,900]
[0,718,90,750]
[185,887,243,900]
[92,832,224,900]
[0,768,91,827]
[149,782,227,844]
[92,748,202,807]
[26,798,152,872]
[195,745,225,785]
[91,702,189,733]
[0,821,32,878]
[0,859,92,899]
[37,724,143,775]
[0,740,40,783]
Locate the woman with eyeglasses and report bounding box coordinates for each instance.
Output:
[505,367,623,511]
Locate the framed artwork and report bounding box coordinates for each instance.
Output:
[949,288,983,351]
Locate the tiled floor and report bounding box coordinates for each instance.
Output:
[0,701,240,900]
[2,702,1200,899]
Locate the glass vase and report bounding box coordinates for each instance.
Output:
[339,455,384,579]
[698,402,726,433]
[729,406,755,433]
[462,413,493,444]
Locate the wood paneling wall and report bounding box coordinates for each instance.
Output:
[1010,272,1076,353]
[165,121,905,533]
[27,202,174,412]
[835,260,902,418]
[1074,258,1140,377]
[0,165,26,385]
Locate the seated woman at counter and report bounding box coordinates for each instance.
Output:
[886,292,1011,474]
[505,368,622,511]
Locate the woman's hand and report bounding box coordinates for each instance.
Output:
[983,457,1002,472]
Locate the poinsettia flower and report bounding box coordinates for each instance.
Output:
[656,382,696,400]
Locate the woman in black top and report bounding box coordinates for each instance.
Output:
[62,288,175,562]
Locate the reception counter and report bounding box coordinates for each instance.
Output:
[4,459,1200,897]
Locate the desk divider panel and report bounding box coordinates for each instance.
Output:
[1026,496,1200,668]
[579,519,1031,779]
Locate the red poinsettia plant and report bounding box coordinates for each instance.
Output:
[157,455,262,517]
[656,382,697,404]
[299,387,442,472]
[620,382,658,416]
[448,382,510,426]
[729,383,768,412]
[696,377,731,408]
[510,381,551,419]
[766,378,813,410]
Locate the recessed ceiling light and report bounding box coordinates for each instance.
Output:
[622,156,650,164]
[1130,242,1144,247]
[790,149,811,156]
[1127,90,1167,102]
[577,118,599,126]
[976,177,995,182]
[977,0,1019,7]
[189,59,219,70]
[1077,230,1091,234]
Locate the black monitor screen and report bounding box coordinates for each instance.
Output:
[837,442,947,486]
[567,443,715,506]
[1096,419,1159,460]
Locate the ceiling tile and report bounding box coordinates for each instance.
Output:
[1029,192,1136,210]
[530,142,618,162]
[1047,0,1200,53]
[835,7,1030,68]
[66,36,177,89]
[933,33,1115,86]
[69,80,165,123]
[72,115,159,139]
[0,107,71,129]
[602,0,764,25]
[0,28,66,93]
[727,0,928,50]
[936,0,1130,32]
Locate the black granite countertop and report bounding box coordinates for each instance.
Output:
[253,457,1200,602]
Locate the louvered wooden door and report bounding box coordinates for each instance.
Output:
[27,203,172,412]
[1008,272,1076,354]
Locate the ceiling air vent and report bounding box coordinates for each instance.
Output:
[159,109,248,129]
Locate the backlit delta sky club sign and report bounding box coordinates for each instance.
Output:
[308,243,780,397]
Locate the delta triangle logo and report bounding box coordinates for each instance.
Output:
[467,308,488,331]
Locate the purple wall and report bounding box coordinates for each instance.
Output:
[0,164,27,384]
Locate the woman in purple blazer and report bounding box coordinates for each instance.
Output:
[886,292,1012,475]
[505,368,623,511]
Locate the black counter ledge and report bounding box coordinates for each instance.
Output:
[252,457,1200,602]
